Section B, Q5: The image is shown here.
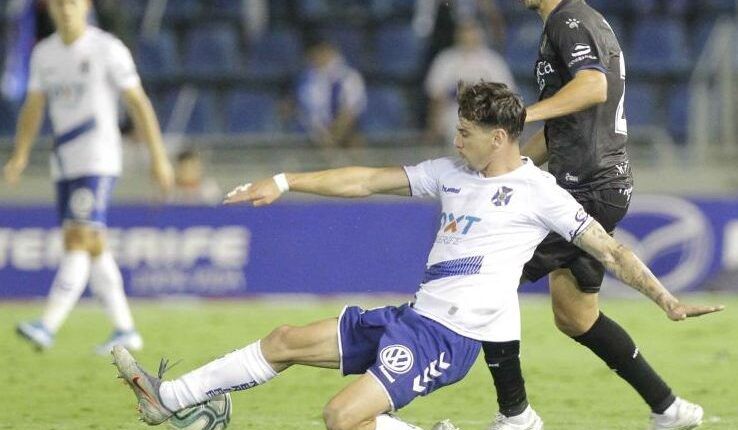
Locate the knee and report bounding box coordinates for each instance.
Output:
[262,325,298,363]
[553,306,599,337]
[63,226,89,250]
[322,401,358,430]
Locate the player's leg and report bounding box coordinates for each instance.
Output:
[17,219,92,349]
[88,228,142,354]
[550,266,704,428]
[324,373,423,430]
[113,316,340,424]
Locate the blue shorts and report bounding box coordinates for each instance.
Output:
[55,176,117,227]
[338,304,480,410]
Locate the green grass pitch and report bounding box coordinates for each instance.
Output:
[1,295,736,430]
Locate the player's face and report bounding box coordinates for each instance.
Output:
[454,119,497,171]
[49,0,90,35]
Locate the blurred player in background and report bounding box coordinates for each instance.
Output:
[3,0,173,353]
[296,40,367,148]
[169,149,222,206]
[480,1,706,429]
[111,82,721,430]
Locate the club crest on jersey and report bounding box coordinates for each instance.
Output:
[491,186,514,207]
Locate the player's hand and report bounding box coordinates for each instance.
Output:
[223,177,283,207]
[665,301,725,321]
[3,153,29,185]
[151,157,174,193]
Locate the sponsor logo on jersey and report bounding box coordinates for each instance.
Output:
[571,43,592,57]
[442,185,461,194]
[491,186,514,207]
[439,213,482,235]
[536,60,555,90]
[566,18,581,29]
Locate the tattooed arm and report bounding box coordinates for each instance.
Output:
[573,221,724,320]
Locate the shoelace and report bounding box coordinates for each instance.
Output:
[157,358,181,379]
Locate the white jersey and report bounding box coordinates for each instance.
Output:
[404,157,593,342]
[27,27,141,180]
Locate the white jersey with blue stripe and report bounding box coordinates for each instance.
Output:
[28,27,141,180]
[403,157,593,341]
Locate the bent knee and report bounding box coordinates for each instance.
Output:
[553,308,599,337]
[262,325,298,362]
[323,402,360,430]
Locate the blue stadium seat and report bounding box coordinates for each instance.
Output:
[692,17,720,56]
[704,0,736,12]
[370,0,415,18]
[359,86,409,133]
[245,29,302,79]
[628,18,690,74]
[184,25,241,76]
[135,31,179,78]
[163,0,200,20]
[505,17,541,75]
[297,0,331,20]
[373,24,423,78]
[187,91,220,134]
[0,100,18,137]
[318,26,365,68]
[225,91,278,133]
[623,82,658,128]
[667,84,689,143]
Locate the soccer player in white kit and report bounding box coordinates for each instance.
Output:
[3,0,173,353]
[111,81,721,430]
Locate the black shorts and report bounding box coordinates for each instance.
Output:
[522,188,631,293]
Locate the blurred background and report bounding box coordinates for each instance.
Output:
[1,0,737,298]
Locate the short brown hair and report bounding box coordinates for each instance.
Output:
[457,81,526,140]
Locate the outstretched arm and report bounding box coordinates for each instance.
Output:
[223,167,411,206]
[573,220,724,320]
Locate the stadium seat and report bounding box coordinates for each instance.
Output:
[667,84,690,143]
[186,90,220,135]
[692,18,719,57]
[0,100,18,137]
[628,18,690,74]
[359,86,409,133]
[317,26,366,68]
[163,0,201,20]
[297,0,331,20]
[135,31,179,78]
[225,90,278,134]
[373,24,423,79]
[704,0,736,13]
[623,82,659,128]
[245,29,302,80]
[505,17,541,75]
[184,24,242,76]
[370,0,416,18]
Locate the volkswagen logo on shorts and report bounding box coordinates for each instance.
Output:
[70,188,95,220]
[379,345,414,374]
[609,195,714,292]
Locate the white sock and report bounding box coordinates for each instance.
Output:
[375,414,423,429]
[89,251,134,332]
[159,340,277,410]
[41,250,91,333]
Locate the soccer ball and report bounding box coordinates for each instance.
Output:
[167,393,232,430]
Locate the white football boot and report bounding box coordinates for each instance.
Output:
[488,406,544,430]
[112,345,174,425]
[95,330,143,355]
[16,321,54,350]
[649,397,703,430]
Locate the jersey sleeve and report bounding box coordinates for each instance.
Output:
[27,47,44,92]
[403,158,446,199]
[106,38,141,91]
[547,12,606,75]
[531,177,594,242]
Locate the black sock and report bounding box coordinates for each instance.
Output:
[482,340,529,417]
[573,313,675,414]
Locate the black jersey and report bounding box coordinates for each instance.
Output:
[535,0,632,192]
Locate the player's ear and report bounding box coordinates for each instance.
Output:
[490,128,507,148]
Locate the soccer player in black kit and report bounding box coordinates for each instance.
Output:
[481,1,711,429]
